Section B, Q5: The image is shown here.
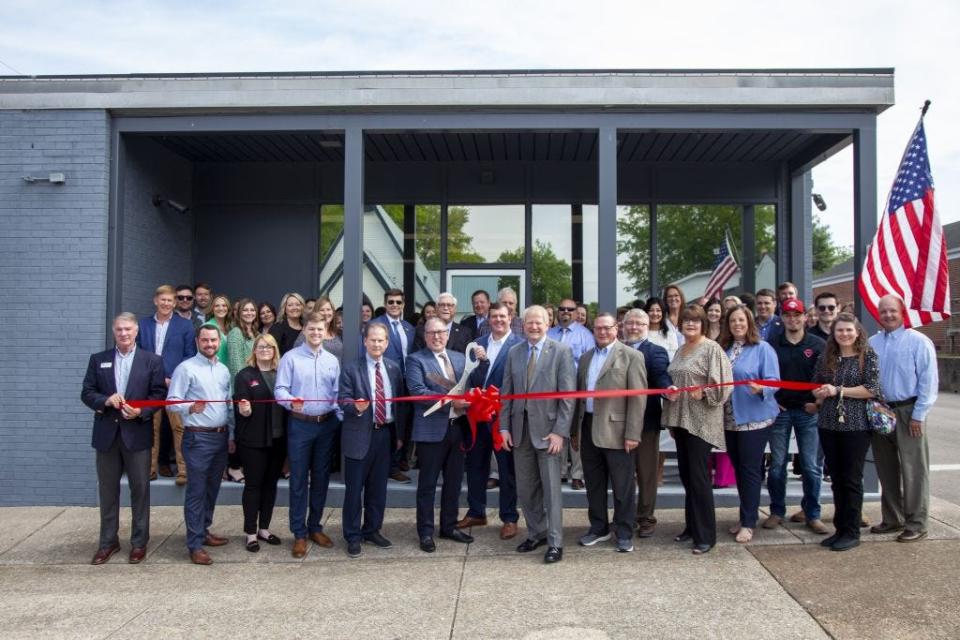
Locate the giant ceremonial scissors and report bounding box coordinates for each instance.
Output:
[423,342,481,416]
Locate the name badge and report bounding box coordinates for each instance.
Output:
[100,362,113,368]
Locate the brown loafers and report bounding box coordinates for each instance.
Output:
[190,548,213,565]
[292,538,308,558]
[456,515,488,529]
[203,533,229,547]
[129,547,147,564]
[91,543,120,565]
[499,522,518,540]
[309,531,334,548]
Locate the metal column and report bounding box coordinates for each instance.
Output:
[741,205,756,295]
[342,127,364,364]
[790,172,813,302]
[571,204,583,303]
[853,124,879,333]
[403,204,415,317]
[597,126,618,312]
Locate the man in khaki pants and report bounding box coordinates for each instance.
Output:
[137,284,198,484]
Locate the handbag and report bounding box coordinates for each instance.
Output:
[866,398,897,435]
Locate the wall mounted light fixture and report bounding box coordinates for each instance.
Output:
[22,172,66,184]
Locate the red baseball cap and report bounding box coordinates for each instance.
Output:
[781,298,805,314]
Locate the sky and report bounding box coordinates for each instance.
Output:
[2,0,957,256]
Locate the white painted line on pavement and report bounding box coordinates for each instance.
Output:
[930,464,960,471]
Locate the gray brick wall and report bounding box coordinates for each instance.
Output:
[0,109,111,505]
[119,136,194,317]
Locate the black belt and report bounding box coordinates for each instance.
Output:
[887,397,917,409]
[373,421,395,431]
[185,426,227,433]
[290,411,335,423]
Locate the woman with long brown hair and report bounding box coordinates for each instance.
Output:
[812,312,880,552]
[203,294,233,365]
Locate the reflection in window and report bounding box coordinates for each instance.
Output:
[755,204,777,292]
[529,205,573,305]
[455,204,525,264]
[615,205,651,304]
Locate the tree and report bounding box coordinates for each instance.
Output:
[498,240,572,303]
[812,214,853,275]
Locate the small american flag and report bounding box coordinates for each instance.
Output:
[858,114,951,327]
[703,229,740,302]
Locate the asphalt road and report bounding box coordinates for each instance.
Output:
[927,391,960,506]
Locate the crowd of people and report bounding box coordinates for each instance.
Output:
[81,279,939,565]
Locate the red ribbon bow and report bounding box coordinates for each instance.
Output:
[463,385,504,452]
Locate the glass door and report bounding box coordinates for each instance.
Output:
[446,268,525,321]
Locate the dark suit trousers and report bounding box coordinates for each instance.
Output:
[342,426,393,542]
[724,425,773,529]
[415,419,465,538]
[96,435,151,549]
[580,414,637,541]
[465,423,518,523]
[820,428,872,538]
[674,428,716,547]
[238,437,286,534]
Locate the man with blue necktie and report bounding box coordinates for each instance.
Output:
[372,288,415,483]
[456,302,524,539]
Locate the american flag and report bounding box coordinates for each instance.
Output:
[858,116,951,327]
[702,229,740,301]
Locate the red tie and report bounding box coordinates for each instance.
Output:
[374,361,387,425]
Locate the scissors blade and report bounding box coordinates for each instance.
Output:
[422,342,482,417]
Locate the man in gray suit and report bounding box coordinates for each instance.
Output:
[500,305,575,563]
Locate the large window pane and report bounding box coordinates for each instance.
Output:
[616,205,651,304]
[656,204,742,302]
[455,204,526,264]
[581,204,598,307]
[530,205,573,305]
[755,204,777,292]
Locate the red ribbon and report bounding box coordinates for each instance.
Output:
[128,379,820,453]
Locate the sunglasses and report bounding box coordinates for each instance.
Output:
[557,306,576,312]
[818,305,837,312]
[176,295,194,301]
[386,300,404,305]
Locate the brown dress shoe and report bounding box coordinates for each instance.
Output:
[309,531,334,548]
[190,549,213,565]
[158,465,174,478]
[398,460,410,472]
[292,538,308,558]
[456,515,488,529]
[203,533,229,547]
[129,547,147,564]
[486,478,499,489]
[806,519,829,534]
[500,522,518,540]
[175,475,187,487]
[571,479,585,490]
[762,515,783,529]
[636,520,656,538]
[789,511,806,523]
[91,543,120,565]
[149,471,158,481]
[389,471,411,483]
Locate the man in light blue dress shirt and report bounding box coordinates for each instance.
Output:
[167,324,234,565]
[275,312,343,557]
[868,294,939,542]
[547,298,595,490]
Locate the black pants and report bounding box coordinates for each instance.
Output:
[97,436,152,549]
[343,426,392,542]
[237,438,287,534]
[674,428,716,547]
[415,419,466,538]
[580,414,637,541]
[724,425,773,529]
[819,428,871,539]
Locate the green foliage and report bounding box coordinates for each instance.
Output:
[415,205,484,270]
[498,240,572,304]
[812,213,853,275]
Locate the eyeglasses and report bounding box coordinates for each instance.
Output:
[437,302,456,308]
[425,330,449,336]
[557,306,576,312]
[176,295,194,301]
[818,305,837,312]
[255,345,275,352]
[386,300,404,306]
[594,325,617,332]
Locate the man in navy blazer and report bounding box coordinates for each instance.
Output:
[623,308,673,537]
[414,292,472,353]
[405,317,473,552]
[371,288,416,483]
[456,302,524,539]
[136,284,197,483]
[81,312,167,565]
[339,322,408,558]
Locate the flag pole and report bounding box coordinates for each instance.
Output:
[921,99,931,118]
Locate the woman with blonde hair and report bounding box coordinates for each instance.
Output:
[294,296,344,361]
[233,333,286,552]
[269,292,305,355]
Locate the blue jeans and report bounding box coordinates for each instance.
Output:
[181,429,228,551]
[287,415,340,539]
[767,409,822,520]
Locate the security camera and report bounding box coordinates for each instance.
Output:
[811,193,827,212]
[152,195,190,214]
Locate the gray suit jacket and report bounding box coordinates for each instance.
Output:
[500,338,576,449]
[572,341,647,449]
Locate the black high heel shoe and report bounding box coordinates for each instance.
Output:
[673,530,692,543]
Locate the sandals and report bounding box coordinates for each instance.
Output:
[735,527,754,544]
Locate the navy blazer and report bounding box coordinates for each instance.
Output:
[136,314,197,378]
[635,340,672,432]
[371,315,416,371]
[405,347,466,443]
[339,356,408,460]
[414,320,472,353]
[81,348,167,452]
[469,332,525,390]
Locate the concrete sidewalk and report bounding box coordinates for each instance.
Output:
[2,498,959,639]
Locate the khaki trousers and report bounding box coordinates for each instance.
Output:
[633,429,661,522]
[151,408,186,479]
[871,402,929,532]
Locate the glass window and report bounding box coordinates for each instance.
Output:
[581,204,598,307]
[453,204,525,264]
[530,205,573,305]
[755,204,777,293]
[616,205,651,305]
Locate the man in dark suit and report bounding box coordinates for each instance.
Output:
[339,322,408,558]
[622,308,672,537]
[371,288,416,483]
[414,292,472,353]
[81,312,167,565]
[500,305,576,563]
[459,289,491,339]
[136,284,197,484]
[571,312,647,553]
[406,317,473,552]
[456,302,524,539]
